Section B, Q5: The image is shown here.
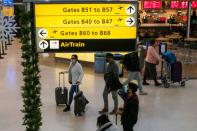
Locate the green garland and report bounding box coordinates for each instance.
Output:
[19,5,42,131]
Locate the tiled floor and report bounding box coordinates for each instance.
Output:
[0,40,197,131]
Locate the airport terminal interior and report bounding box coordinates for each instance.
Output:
[0,0,197,131]
[0,38,197,131]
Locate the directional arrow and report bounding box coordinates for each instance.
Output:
[126,5,135,15]
[39,40,49,50]
[40,30,47,37]
[127,6,134,11]
[38,29,48,38]
[126,18,133,24]
[125,17,135,26]
[41,41,47,48]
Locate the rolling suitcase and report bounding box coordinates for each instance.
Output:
[74,91,88,116]
[55,72,68,106]
[171,61,182,83]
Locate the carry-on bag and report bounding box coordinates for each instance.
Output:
[55,72,68,106]
[171,61,182,83]
[74,91,88,116]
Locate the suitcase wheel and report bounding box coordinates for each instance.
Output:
[164,82,170,88]
[180,81,185,87]
[161,77,167,84]
[75,113,82,116]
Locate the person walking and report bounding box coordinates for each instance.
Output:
[122,52,148,95]
[143,39,163,86]
[120,82,139,131]
[63,54,84,112]
[99,53,121,115]
[96,114,121,131]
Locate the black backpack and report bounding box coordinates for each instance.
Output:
[122,52,140,71]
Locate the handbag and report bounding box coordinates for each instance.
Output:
[105,72,122,91]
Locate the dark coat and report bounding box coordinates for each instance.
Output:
[104,61,122,91]
[123,52,140,72]
[121,94,139,125]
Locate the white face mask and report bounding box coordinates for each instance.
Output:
[71,59,77,63]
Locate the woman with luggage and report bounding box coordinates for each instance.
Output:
[63,54,84,112]
[143,39,163,86]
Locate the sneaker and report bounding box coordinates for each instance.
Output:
[63,106,70,112]
[143,82,150,86]
[139,91,148,95]
[109,109,118,115]
[98,108,108,114]
[155,83,162,86]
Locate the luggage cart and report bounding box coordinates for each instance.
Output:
[161,61,186,88]
[161,51,186,88]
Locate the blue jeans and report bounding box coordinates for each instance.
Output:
[68,85,79,106]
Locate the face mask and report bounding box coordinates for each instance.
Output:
[71,59,77,63]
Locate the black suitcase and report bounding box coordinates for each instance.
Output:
[171,61,182,83]
[55,72,68,106]
[74,91,88,116]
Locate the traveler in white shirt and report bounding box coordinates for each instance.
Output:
[63,54,84,112]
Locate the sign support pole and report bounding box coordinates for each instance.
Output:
[7,35,12,45]
[1,41,7,55]
[187,1,191,39]
[0,42,4,59]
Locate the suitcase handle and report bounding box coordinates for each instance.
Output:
[59,72,65,89]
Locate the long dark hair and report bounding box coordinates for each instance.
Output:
[150,39,156,46]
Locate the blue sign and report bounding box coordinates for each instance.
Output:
[2,0,14,6]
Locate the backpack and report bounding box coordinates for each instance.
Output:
[122,52,140,71]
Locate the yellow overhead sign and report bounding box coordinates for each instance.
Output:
[34,2,138,52]
[35,16,136,28]
[35,4,136,16]
[36,27,136,39]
